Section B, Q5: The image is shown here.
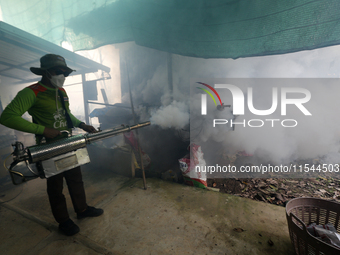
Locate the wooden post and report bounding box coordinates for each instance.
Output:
[82,73,89,124]
[167,52,173,101]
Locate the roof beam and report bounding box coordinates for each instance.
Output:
[0,22,111,74]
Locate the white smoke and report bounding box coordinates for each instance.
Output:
[189,78,340,164]
[122,42,340,165]
[150,101,189,129]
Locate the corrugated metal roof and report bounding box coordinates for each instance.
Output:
[0,21,110,84]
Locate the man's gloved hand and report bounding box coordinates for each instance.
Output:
[79,123,97,133]
[43,127,62,138]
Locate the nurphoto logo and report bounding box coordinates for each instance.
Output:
[197,82,312,128]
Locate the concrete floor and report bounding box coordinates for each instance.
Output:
[0,165,294,255]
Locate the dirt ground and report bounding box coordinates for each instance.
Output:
[0,171,294,255]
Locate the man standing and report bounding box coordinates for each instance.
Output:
[0,54,103,236]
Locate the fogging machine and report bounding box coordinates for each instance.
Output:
[6,121,150,185]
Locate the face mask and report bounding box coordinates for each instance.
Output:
[50,74,65,88]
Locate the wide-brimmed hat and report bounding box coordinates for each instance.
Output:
[30,54,75,76]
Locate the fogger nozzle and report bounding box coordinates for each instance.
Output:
[85,121,150,144]
[27,121,151,163]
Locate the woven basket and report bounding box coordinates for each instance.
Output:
[286,197,340,255]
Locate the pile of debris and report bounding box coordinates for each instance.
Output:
[207,177,340,206]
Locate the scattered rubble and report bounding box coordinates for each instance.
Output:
[207,177,340,206]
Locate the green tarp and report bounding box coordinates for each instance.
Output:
[1,0,340,59]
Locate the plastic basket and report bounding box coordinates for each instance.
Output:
[286,197,340,255]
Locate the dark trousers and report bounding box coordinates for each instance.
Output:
[46,166,87,223]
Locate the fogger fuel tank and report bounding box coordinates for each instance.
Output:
[9,121,150,183]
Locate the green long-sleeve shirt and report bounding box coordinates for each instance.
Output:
[0,82,82,142]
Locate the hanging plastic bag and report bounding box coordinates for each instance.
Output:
[179,144,207,188]
[124,132,151,168]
